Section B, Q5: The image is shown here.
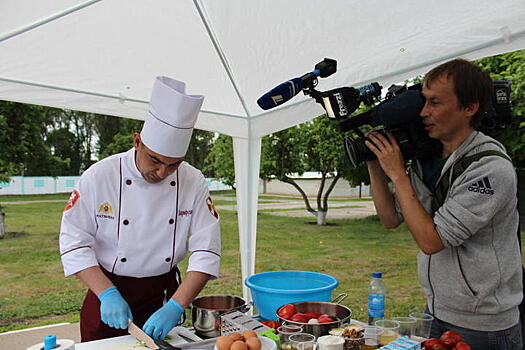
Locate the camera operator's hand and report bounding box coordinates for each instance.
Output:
[365,131,407,182]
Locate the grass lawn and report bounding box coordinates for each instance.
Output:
[259,205,364,212]
[0,193,70,202]
[220,192,373,202]
[0,196,424,333]
[2,194,520,333]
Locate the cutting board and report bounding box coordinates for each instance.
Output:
[76,327,203,350]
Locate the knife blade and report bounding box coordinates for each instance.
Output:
[128,320,181,350]
[128,320,160,349]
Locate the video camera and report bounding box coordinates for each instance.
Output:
[257,58,513,168]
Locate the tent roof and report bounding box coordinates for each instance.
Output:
[1,0,524,302]
[1,0,524,138]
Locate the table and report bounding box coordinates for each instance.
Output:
[76,326,203,350]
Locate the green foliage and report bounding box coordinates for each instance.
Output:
[49,110,99,174]
[185,130,215,174]
[0,101,70,178]
[302,116,354,180]
[204,134,236,187]
[99,134,135,159]
[477,50,525,168]
[260,126,306,180]
[96,117,143,159]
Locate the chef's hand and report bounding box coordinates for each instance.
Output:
[143,299,184,340]
[98,286,133,329]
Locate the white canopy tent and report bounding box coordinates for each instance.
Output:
[1,0,524,301]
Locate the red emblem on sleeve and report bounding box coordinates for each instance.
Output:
[64,190,80,211]
[206,196,219,219]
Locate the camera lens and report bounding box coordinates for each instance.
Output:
[344,136,376,168]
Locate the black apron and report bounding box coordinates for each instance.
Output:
[80,266,180,342]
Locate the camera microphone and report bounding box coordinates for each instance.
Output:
[257,69,321,110]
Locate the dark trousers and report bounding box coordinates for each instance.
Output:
[80,266,179,342]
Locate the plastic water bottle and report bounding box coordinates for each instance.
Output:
[368,272,386,325]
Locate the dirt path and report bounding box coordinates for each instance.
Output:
[213,195,377,219]
[1,196,378,219]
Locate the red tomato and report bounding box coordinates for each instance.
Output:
[441,331,462,343]
[432,344,448,350]
[277,304,297,320]
[290,313,310,323]
[454,342,471,350]
[304,312,320,320]
[317,314,334,323]
[440,339,455,348]
[260,320,281,329]
[423,339,443,350]
[440,330,462,348]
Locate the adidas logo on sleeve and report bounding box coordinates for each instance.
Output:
[468,177,494,195]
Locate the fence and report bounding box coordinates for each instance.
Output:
[0,176,231,195]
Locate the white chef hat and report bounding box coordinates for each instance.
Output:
[140,76,204,157]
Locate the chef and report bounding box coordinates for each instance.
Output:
[59,76,221,342]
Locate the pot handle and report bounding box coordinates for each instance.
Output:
[238,301,253,313]
[331,293,348,304]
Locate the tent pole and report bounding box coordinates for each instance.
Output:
[0,0,102,43]
[233,136,261,311]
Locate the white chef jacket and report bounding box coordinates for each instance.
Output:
[59,148,221,279]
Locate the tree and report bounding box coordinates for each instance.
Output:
[205,134,236,188]
[206,117,360,225]
[284,117,352,225]
[50,110,99,174]
[0,101,69,177]
[186,130,215,175]
[95,117,143,159]
[97,118,144,159]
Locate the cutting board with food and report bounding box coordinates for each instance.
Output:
[75,326,203,350]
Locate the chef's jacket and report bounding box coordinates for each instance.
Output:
[59,148,221,278]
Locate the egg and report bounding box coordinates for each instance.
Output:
[228,332,245,342]
[243,330,258,339]
[231,340,249,350]
[245,337,262,350]
[216,335,235,350]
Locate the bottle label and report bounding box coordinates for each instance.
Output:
[368,293,385,318]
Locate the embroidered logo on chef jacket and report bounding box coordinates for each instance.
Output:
[96,202,115,219]
[206,196,219,219]
[179,209,193,217]
[64,190,80,211]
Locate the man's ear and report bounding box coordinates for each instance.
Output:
[133,133,141,149]
[465,102,479,118]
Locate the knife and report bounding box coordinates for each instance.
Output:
[128,320,179,350]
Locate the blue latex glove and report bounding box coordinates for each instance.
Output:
[98,286,133,329]
[143,299,184,340]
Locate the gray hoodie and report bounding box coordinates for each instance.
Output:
[398,131,522,331]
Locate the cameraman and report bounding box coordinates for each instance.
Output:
[365,58,522,348]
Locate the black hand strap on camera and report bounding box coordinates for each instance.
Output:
[431,150,524,335]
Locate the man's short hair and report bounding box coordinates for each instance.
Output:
[424,58,493,128]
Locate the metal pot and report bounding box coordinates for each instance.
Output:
[276,294,351,338]
[191,294,249,338]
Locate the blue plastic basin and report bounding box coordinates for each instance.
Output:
[244,270,338,320]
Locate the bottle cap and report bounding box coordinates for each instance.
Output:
[44,335,57,350]
[372,272,382,278]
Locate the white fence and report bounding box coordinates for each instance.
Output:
[0,176,231,195]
